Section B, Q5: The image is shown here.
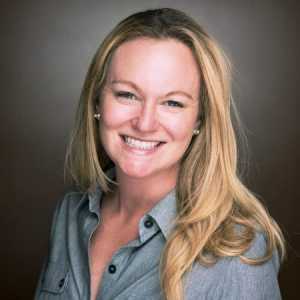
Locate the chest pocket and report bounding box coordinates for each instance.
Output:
[41,262,70,294]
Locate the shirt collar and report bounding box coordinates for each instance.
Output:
[85,168,116,214]
[146,188,177,240]
[83,168,177,239]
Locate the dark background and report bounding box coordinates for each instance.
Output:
[1,0,299,299]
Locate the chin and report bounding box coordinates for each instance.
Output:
[116,160,179,181]
[119,165,153,179]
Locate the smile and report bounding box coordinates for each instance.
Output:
[123,136,161,149]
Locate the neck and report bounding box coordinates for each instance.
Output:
[109,167,178,219]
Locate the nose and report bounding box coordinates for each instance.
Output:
[132,102,159,133]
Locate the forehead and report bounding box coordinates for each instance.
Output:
[107,38,200,96]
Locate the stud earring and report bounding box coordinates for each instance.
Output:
[94,113,100,120]
[193,129,200,135]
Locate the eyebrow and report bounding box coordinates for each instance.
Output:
[110,79,195,101]
[110,80,141,93]
[165,90,193,100]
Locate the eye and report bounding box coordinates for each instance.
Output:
[165,100,184,108]
[117,92,135,99]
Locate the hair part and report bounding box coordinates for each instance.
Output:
[65,8,285,300]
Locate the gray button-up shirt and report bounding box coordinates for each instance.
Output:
[34,170,281,300]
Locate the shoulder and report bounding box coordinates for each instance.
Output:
[243,230,280,267]
[54,187,86,215]
[185,232,281,300]
[49,187,87,236]
[215,232,281,299]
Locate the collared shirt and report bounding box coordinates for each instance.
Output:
[34,169,282,300]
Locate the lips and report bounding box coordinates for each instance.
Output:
[123,135,161,149]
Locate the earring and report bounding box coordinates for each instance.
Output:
[193,129,200,135]
[94,113,100,120]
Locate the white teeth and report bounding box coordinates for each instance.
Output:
[124,136,160,149]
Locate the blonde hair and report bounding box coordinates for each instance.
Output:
[65,8,285,300]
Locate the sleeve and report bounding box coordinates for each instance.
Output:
[33,195,63,300]
[212,233,282,300]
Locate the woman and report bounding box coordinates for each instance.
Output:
[35,8,285,300]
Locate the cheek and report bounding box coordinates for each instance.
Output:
[166,116,197,142]
[100,98,124,129]
[166,128,191,152]
[99,102,117,146]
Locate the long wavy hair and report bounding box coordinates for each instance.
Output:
[65,8,285,300]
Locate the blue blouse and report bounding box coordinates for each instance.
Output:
[34,170,281,300]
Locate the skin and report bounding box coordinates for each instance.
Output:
[98,38,200,189]
[90,38,201,300]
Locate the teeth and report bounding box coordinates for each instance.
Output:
[124,136,160,149]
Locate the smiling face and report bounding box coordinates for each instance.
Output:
[97,38,200,184]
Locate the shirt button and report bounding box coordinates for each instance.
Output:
[108,264,117,274]
[144,218,153,228]
[59,278,65,288]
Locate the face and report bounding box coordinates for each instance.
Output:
[97,38,200,182]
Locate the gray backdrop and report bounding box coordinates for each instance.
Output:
[1,0,299,299]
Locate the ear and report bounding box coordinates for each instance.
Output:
[95,101,100,113]
[195,118,201,129]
